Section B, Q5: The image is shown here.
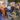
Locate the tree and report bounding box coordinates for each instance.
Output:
[15,0,20,3]
[8,0,15,2]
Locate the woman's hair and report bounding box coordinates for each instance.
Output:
[4,8,8,18]
[0,9,2,14]
[19,6,20,9]
[0,9,1,12]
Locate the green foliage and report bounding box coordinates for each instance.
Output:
[8,0,15,2]
[15,0,20,3]
[8,0,20,3]
[16,11,19,16]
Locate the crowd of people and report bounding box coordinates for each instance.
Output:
[7,2,20,14]
[7,2,18,12]
[7,2,20,20]
[0,1,20,20]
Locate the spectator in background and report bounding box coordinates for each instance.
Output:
[10,2,15,13]
[7,6,11,12]
[11,6,15,12]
